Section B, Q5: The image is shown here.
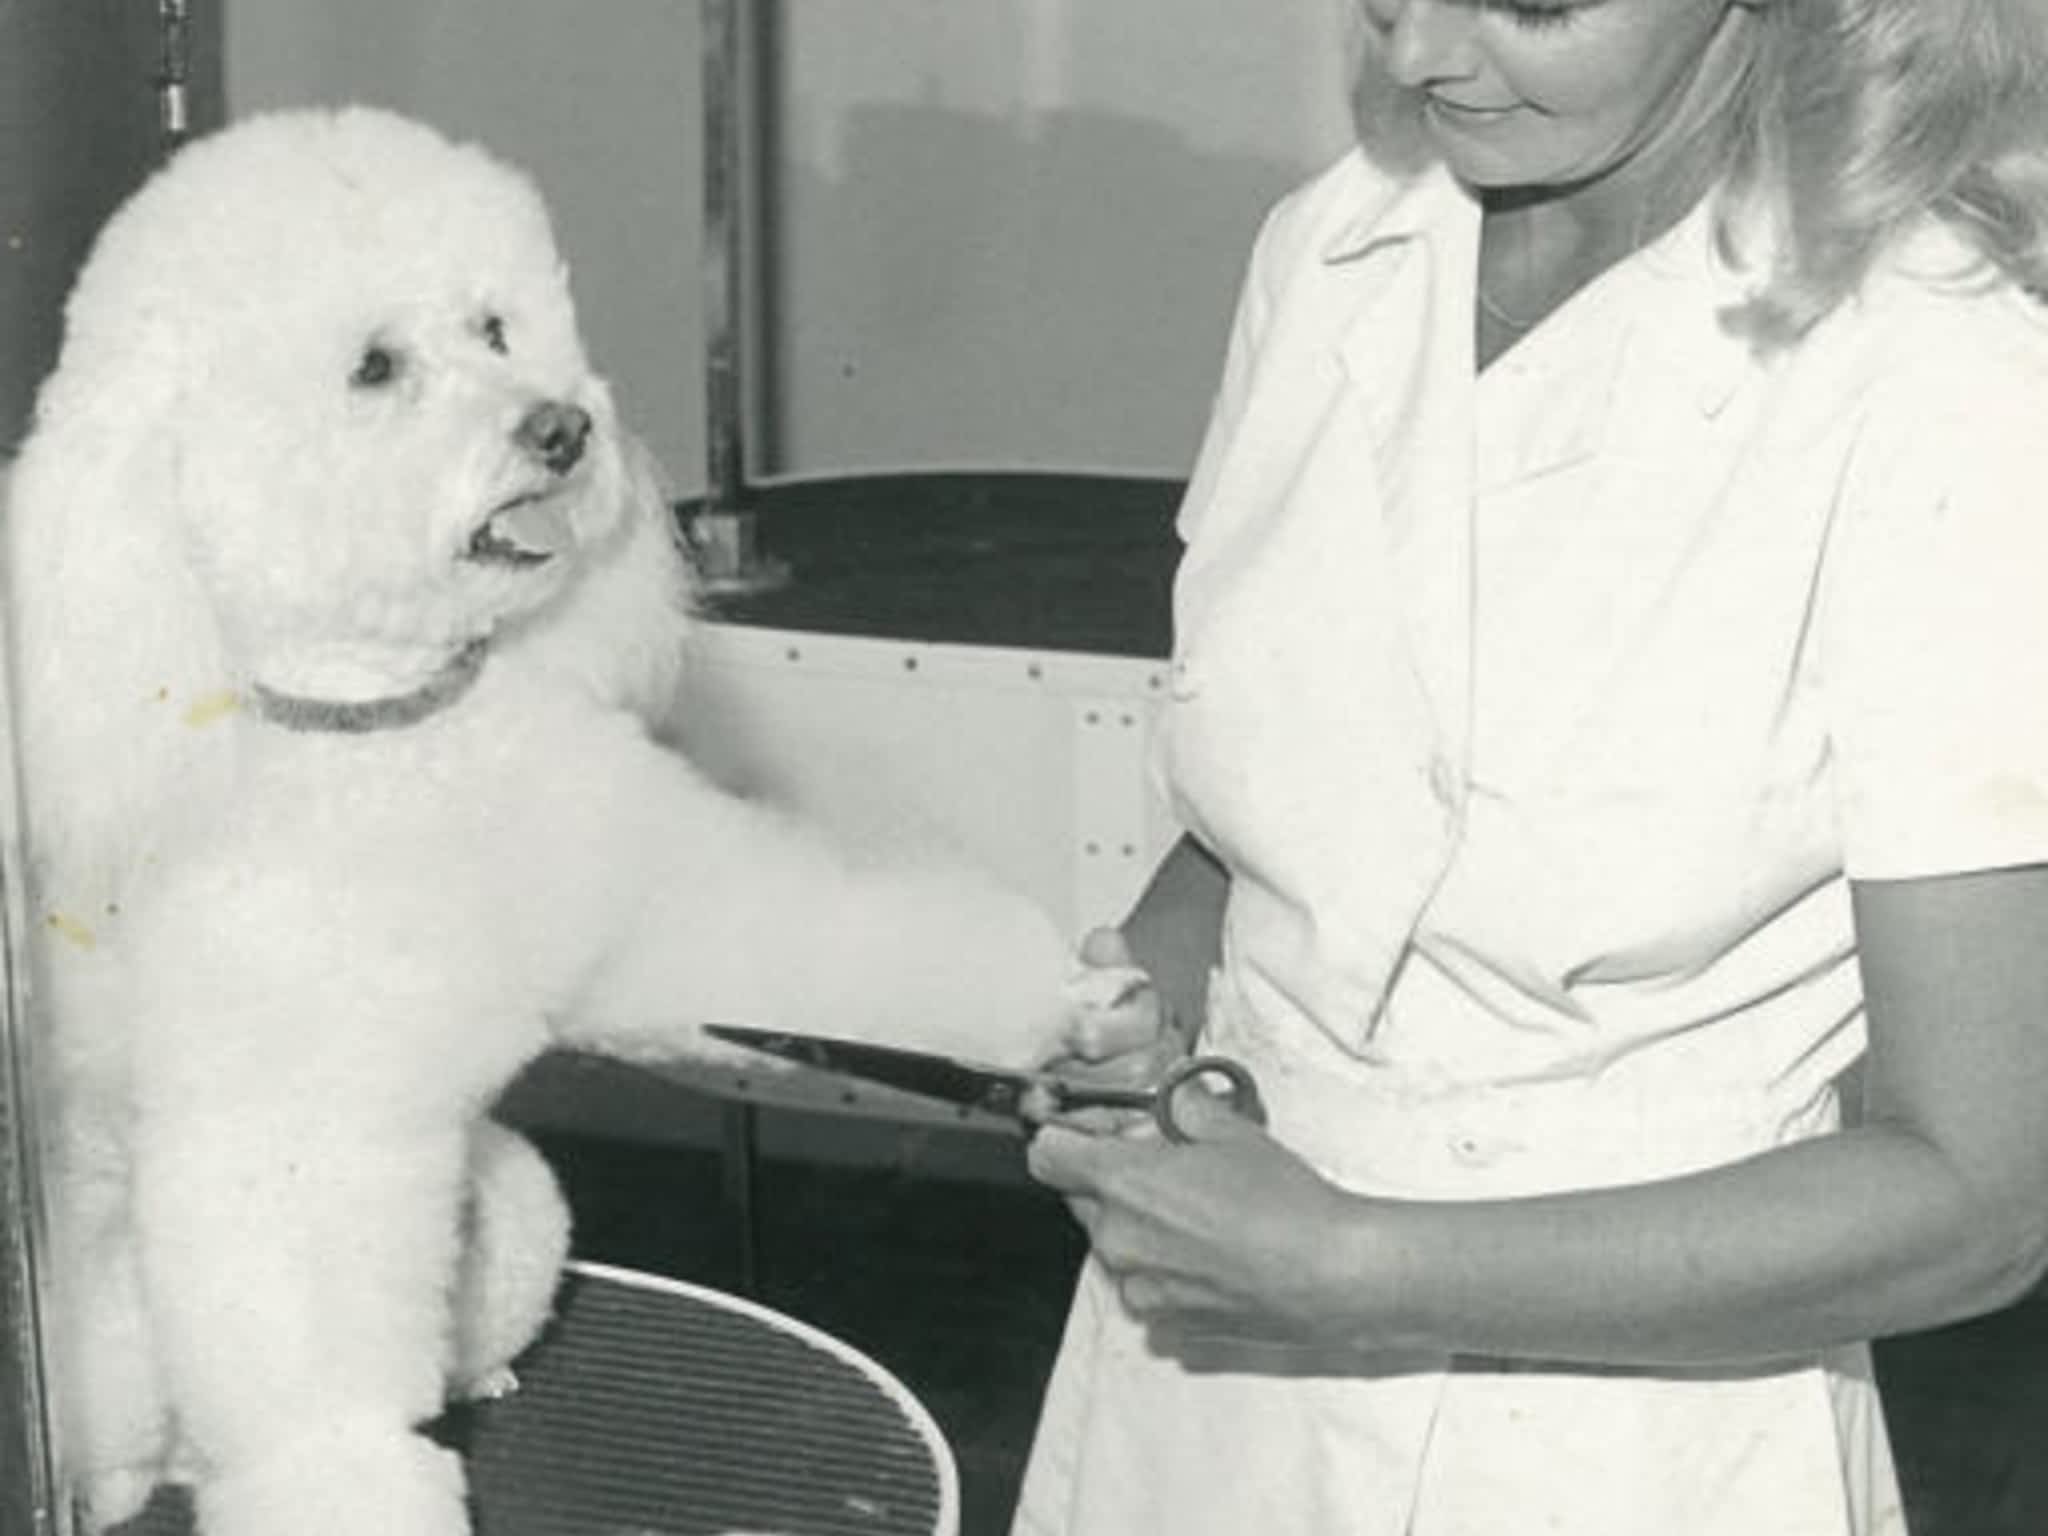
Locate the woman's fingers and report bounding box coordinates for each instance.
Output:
[1065,1000,1161,1062]
[1041,1103,1156,1136]
[1076,926,1136,968]
[1032,1106,1352,1347]
[1061,925,1163,1061]
[1062,957,1162,1062]
[1116,1271,1237,1320]
[1027,1123,1113,1193]
[1157,1072,1260,1143]
[1035,1129,1276,1335]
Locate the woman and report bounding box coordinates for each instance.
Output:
[1015,2,2048,1532]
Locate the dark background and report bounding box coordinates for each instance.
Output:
[0,0,223,453]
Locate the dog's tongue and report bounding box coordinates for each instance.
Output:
[493,494,575,557]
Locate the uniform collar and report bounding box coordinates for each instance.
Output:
[1331,167,1770,498]
[1318,160,1766,439]
[1298,159,1775,785]
[1624,193,1772,418]
[1317,160,1471,267]
[1319,164,1481,475]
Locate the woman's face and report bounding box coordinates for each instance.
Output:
[1356,0,1746,194]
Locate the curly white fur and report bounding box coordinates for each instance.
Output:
[4,106,1070,1536]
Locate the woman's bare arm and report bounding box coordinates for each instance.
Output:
[1034,864,2048,1363]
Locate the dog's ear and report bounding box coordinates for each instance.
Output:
[6,327,235,907]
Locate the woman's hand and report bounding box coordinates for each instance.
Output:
[1031,928,1191,1131]
[1028,1085,1380,1348]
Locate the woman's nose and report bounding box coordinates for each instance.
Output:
[1372,0,1480,88]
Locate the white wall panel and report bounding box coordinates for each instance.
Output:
[674,623,1178,942]
[223,2,1356,486]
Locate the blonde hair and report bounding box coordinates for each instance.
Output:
[1350,0,2048,338]
[1728,0,2048,337]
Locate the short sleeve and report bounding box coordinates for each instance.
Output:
[1173,149,1402,550]
[1825,302,2048,879]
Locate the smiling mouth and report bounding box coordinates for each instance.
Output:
[466,489,571,568]
[1427,96,1519,118]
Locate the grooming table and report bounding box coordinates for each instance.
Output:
[108,1262,958,1536]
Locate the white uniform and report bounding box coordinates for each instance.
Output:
[1014,151,2048,1535]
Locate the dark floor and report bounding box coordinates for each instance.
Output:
[537,1121,2048,1536]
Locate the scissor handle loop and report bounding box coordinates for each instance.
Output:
[1154,1054,1266,1143]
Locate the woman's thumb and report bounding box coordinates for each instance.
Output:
[1077,926,1136,969]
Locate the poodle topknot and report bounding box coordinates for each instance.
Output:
[6,105,1071,1536]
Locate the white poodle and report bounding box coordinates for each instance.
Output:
[4,106,1073,1536]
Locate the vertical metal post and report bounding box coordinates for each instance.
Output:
[693,0,787,594]
[720,1102,762,1297]
[702,0,747,520]
[0,527,66,1536]
[155,0,193,153]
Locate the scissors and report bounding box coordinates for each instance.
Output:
[703,1023,1266,1144]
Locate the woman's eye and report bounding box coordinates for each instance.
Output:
[1489,0,1579,28]
[479,314,509,354]
[350,344,401,389]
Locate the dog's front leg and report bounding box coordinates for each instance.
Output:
[536,735,1075,1070]
[52,1117,172,1531]
[131,1104,476,1536]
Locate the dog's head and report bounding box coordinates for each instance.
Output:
[78,107,626,691]
[5,107,672,892]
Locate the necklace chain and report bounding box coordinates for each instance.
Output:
[1478,213,1544,334]
[1475,280,1539,334]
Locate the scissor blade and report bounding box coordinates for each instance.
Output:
[703,1023,1036,1118]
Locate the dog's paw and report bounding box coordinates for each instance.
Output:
[456,1364,521,1403]
[198,1426,469,1536]
[81,1466,161,1532]
[835,862,1073,1067]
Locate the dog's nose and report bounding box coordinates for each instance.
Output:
[515,401,592,476]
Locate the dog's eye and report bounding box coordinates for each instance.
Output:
[350,344,402,389]
[479,314,509,355]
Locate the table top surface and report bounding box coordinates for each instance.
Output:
[110,1263,957,1536]
[684,471,1182,659]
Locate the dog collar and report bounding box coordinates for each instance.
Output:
[249,639,488,734]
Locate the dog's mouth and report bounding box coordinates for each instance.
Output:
[466,488,574,568]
